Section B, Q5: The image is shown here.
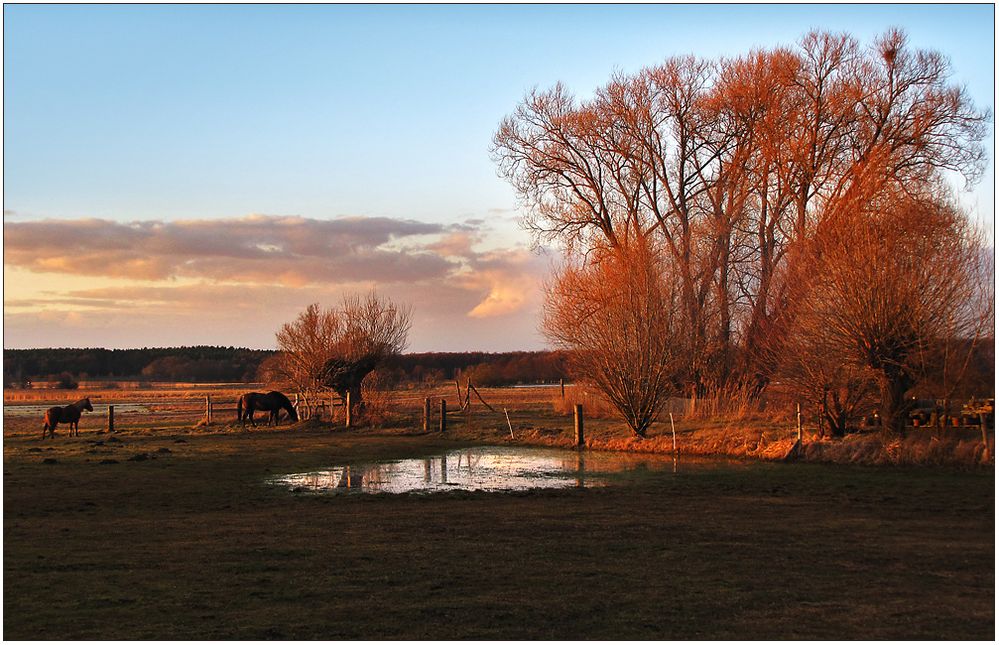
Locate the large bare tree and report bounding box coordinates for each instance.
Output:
[494,28,989,403]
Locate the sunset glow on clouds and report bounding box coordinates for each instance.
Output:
[3,214,550,350]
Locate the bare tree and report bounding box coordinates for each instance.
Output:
[542,237,684,437]
[275,293,412,416]
[798,184,992,436]
[780,310,878,438]
[494,28,989,404]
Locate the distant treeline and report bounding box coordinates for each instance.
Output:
[386,351,569,387]
[3,347,274,385]
[3,347,569,388]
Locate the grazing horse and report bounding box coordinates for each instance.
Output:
[237,391,298,427]
[42,397,94,439]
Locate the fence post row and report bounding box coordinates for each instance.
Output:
[423,397,431,432]
[440,399,447,433]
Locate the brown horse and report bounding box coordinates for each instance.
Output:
[42,397,94,439]
[237,391,298,427]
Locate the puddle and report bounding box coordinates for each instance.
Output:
[3,403,150,417]
[268,446,741,495]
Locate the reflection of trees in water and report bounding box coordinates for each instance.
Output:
[336,465,365,488]
[279,448,688,494]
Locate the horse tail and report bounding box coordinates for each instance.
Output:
[237,395,244,422]
[42,411,52,438]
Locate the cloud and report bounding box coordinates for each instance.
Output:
[4,215,457,285]
[2,278,549,351]
[426,231,482,258]
[3,214,554,351]
[462,248,549,319]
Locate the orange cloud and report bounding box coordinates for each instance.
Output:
[462,248,548,319]
[4,215,457,285]
[3,215,554,348]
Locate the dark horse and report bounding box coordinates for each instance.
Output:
[237,391,298,427]
[42,397,94,439]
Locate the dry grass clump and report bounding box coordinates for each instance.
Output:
[353,370,401,427]
[550,385,620,419]
[802,432,992,467]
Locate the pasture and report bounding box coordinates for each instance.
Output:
[3,385,995,639]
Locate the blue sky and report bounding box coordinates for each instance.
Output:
[3,4,995,350]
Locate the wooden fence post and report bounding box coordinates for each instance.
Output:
[345,391,352,429]
[796,403,802,441]
[107,405,114,434]
[423,397,431,432]
[574,404,584,447]
[440,399,447,433]
[560,378,565,399]
[206,395,212,425]
[980,412,991,462]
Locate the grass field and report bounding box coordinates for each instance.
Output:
[3,386,995,639]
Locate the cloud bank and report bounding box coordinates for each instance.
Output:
[3,214,550,349]
[4,215,462,285]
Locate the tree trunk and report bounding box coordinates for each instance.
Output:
[348,384,364,413]
[878,370,913,437]
[819,393,845,438]
[819,394,833,438]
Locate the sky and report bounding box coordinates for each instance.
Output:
[3,3,995,351]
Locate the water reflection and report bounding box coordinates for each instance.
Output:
[269,446,714,495]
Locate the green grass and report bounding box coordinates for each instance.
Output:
[3,425,994,639]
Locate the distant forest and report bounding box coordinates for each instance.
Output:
[2,347,569,388]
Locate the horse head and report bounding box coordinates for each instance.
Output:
[81,398,94,412]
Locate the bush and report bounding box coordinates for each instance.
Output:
[56,372,79,390]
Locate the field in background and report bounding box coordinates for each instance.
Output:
[5,382,992,467]
[3,383,563,434]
